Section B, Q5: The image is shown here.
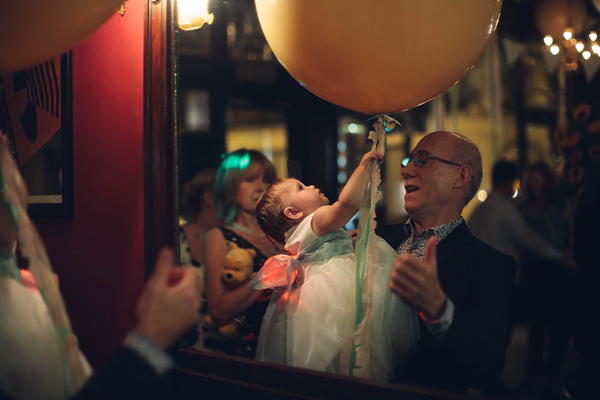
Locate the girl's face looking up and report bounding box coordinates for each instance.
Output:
[282,179,328,218]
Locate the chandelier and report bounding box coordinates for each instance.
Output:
[536,0,600,71]
[543,29,599,71]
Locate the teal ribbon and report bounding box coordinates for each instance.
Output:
[0,246,20,281]
[298,229,354,263]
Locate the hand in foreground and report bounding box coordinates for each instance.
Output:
[389,236,447,319]
[359,151,383,168]
[135,248,201,348]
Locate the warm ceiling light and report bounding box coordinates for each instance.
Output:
[544,35,554,46]
[592,43,600,54]
[563,28,574,40]
[582,50,591,60]
[177,0,214,31]
[550,44,561,55]
[575,41,585,52]
[590,31,598,42]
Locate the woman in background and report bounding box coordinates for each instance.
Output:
[200,149,277,358]
[177,168,222,349]
[179,168,221,268]
[519,162,574,391]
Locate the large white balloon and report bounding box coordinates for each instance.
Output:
[255,0,503,114]
[0,0,123,74]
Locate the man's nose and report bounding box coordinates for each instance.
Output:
[401,163,416,179]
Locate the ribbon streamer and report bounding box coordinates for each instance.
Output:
[340,114,398,378]
[0,136,87,396]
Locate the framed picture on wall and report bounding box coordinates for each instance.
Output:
[0,53,73,217]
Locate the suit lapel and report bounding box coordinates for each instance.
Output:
[435,222,471,272]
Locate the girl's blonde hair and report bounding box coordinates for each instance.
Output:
[256,179,296,244]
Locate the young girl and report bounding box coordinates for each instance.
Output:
[251,151,418,381]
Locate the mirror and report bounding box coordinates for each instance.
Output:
[154,0,583,398]
[170,0,446,393]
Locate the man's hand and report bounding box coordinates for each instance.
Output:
[389,236,447,319]
[135,248,201,348]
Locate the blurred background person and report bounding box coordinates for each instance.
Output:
[179,168,221,268]
[177,168,221,349]
[469,160,562,266]
[468,160,562,396]
[518,161,575,394]
[569,177,600,400]
[0,134,200,400]
[200,149,278,358]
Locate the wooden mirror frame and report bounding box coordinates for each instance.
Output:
[144,1,467,398]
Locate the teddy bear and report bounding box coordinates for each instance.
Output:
[203,241,256,337]
[221,241,256,288]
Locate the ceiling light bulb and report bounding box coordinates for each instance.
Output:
[544,35,553,46]
[563,28,574,41]
[590,31,598,42]
[576,41,585,52]
[592,43,600,54]
[583,50,591,60]
[550,44,560,55]
[177,0,214,31]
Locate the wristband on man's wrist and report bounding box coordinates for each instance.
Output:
[419,311,439,324]
[419,299,447,324]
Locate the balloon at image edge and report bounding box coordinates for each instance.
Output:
[0,0,124,74]
[255,0,503,115]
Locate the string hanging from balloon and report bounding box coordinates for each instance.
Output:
[339,114,398,377]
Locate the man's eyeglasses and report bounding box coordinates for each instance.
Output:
[401,150,463,168]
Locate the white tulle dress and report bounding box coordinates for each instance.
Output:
[249,212,419,381]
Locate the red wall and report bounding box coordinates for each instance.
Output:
[34,1,146,368]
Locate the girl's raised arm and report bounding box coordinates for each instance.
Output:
[312,151,382,237]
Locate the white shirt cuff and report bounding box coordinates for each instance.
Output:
[422,298,454,342]
[123,332,174,375]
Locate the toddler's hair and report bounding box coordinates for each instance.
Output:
[256,179,296,245]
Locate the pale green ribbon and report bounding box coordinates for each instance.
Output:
[0,246,19,281]
[340,114,398,378]
[1,144,87,397]
[299,230,354,263]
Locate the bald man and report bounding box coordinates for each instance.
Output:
[377,131,516,393]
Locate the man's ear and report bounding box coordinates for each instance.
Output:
[453,165,472,189]
[283,206,304,221]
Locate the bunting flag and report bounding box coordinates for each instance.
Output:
[501,38,600,82]
[581,55,600,83]
[540,47,562,75]
[502,38,528,67]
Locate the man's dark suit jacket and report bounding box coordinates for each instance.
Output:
[1,348,174,400]
[377,221,517,393]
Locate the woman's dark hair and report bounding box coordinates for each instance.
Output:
[525,161,556,200]
[214,149,277,225]
[492,160,518,187]
[180,168,217,222]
